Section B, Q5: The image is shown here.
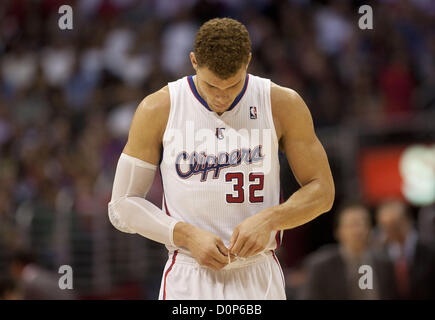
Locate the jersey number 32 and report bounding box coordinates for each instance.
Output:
[225,172,264,203]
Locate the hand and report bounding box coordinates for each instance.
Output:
[174,222,234,270]
[229,211,274,258]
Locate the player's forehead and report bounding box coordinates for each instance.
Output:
[198,66,245,89]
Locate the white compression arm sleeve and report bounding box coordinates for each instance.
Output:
[108,153,179,247]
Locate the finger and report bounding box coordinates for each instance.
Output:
[247,244,266,258]
[198,255,224,270]
[204,261,222,271]
[212,257,228,269]
[238,239,255,258]
[229,253,237,262]
[216,239,229,257]
[229,228,239,251]
[230,234,245,256]
[212,245,230,265]
[251,246,264,256]
[210,255,229,270]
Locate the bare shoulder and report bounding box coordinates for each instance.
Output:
[136,85,170,128]
[122,86,170,164]
[270,82,315,143]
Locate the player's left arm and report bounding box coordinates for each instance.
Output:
[268,83,335,228]
[229,83,335,258]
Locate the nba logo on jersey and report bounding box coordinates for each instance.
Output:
[250,106,257,119]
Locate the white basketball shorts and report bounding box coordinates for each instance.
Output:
[158,250,286,300]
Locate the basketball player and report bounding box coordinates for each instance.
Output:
[108,18,334,300]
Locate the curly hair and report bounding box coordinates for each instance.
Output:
[194,18,251,79]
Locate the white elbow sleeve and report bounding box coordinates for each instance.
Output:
[108,153,179,247]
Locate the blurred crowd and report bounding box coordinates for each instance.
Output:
[0,0,434,299]
[286,199,435,299]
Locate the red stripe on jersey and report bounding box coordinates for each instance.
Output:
[276,188,283,249]
[163,250,178,300]
[163,194,171,216]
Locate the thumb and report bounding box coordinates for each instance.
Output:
[229,228,239,252]
[216,239,229,256]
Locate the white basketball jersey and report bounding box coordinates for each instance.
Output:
[160,73,283,255]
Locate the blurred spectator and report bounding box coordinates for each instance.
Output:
[9,250,76,300]
[301,202,397,300]
[283,262,307,300]
[1,44,37,93]
[161,10,197,77]
[313,0,354,56]
[418,204,435,246]
[40,37,75,87]
[375,199,435,299]
[379,52,415,118]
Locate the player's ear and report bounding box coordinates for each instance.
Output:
[190,52,198,72]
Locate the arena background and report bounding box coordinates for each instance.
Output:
[0,0,434,299]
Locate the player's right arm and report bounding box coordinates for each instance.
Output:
[108,86,229,270]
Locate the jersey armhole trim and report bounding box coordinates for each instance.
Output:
[265,79,280,148]
[161,80,180,160]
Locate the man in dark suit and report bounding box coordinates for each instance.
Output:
[376,199,435,300]
[301,202,398,300]
[9,250,76,300]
